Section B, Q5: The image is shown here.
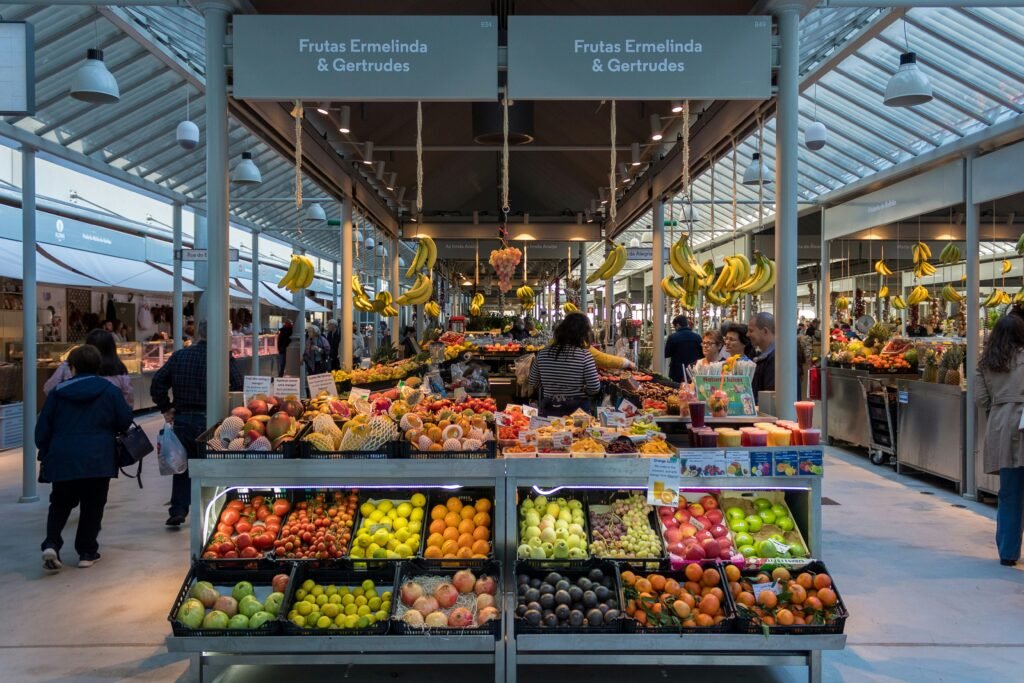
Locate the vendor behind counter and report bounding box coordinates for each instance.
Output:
[528,313,601,417]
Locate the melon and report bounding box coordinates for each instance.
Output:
[442,424,464,441]
[400,413,423,432]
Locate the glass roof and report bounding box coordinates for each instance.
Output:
[610,6,1024,279]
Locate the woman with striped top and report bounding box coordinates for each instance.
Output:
[528,313,602,417]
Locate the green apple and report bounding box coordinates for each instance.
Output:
[733,532,754,548]
[529,545,547,560]
[517,543,531,559]
[248,611,273,629]
[176,598,205,629]
[775,516,795,531]
[739,544,758,558]
[729,519,749,534]
[227,614,250,629]
[753,498,772,511]
[758,509,777,525]
[744,514,764,532]
[238,594,262,618]
[756,540,780,558]
[788,544,808,558]
[202,610,229,629]
[769,533,785,542]
[770,504,788,518]
[525,510,540,526]
[231,581,255,603]
[726,506,746,521]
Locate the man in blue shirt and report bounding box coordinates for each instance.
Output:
[748,312,776,403]
[664,315,702,382]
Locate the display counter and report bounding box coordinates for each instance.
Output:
[895,379,965,489]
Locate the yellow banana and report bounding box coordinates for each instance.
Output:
[1014,288,1024,305]
[874,259,893,277]
[878,285,889,298]
[891,295,906,310]
[661,276,684,299]
[563,302,579,314]
[835,296,849,311]
[669,235,707,281]
[278,256,299,290]
[1002,259,1012,275]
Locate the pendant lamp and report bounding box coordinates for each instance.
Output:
[70,49,120,103]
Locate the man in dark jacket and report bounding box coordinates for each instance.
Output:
[664,315,702,382]
[152,320,243,527]
[276,319,293,377]
[748,312,776,404]
[37,345,134,571]
[326,319,342,371]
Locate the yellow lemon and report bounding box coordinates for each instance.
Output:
[396,502,413,518]
[410,493,426,507]
[410,507,424,522]
[377,500,394,514]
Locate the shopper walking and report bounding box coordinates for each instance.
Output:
[352,323,366,365]
[151,320,243,527]
[528,313,601,417]
[975,313,1024,566]
[303,325,331,375]
[694,330,725,371]
[37,345,134,570]
[747,313,776,401]
[85,329,134,408]
[722,322,755,361]
[664,315,702,382]
[276,319,293,377]
[326,320,342,371]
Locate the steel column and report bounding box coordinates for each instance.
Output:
[172,202,183,352]
[20,147,38,503]
[819,214,830,444]
[964,153,979,500]
[651,198,665,376]
[200,1,231,428]
[251,229,261,377]
[341,202,354,371]
[773,6,801,421]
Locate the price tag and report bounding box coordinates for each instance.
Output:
[724,450,751,476]
[647,458,680,506]
[453,387,468,403]
[751,581,779,599]
[680,450,725,477]
[530,416,551,429]
[767,538,791,555]
[618,398,638,417]
[306,372,338,397]
[599,409,627,428]
[348,386,371,401]
[243,375,271,402]
[551,431,573,449]
[898,390,909,404]
[494,412,509,426]
[518,430,538,445]
[521,405,539,417]
[273,376,301,398]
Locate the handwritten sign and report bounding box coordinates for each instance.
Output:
[348,386,371,401]
[692,375,757,417]
[647,458,680,506]
[551,431,573,449]
[273,376,301,398]
[307,373,338,398]
[243,375,272,402]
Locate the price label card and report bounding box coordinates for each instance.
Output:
[530,416,552,429]
[751,581,779,599]
[518,430,538,445]
[494,412,509,426]
[750,450,773,477]
[774,450,799,476]
[348,386,371,401]
[551,431,573,449]
[618,398,638,417]
[798,448,824,476]
[599,409,627,428]
[453,387,468,403]
[647,458,680,506]
[243,375,272,402]
[273,376,301,398]
[766,538,791,555]
[724,450,752,476]
[680,450,725,477]
[521,405,539,417]
[306,373,338,397]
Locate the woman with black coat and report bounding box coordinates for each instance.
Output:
[37,345,134,571]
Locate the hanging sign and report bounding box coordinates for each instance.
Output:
[0,22,34,115]
[273,376,301,398]
[233,15,498,101]
[625,247,670,261]
[507,16,771,100]
[243,375,272,402]
[692,375,757,417]
[306,372,338,397]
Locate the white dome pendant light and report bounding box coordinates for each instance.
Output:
[232,152,262,185]
[742,153,773,186]
[884,24,933,107]
[304,202,326,222]
[175,87,199,150]
[804,83,827,151]
[70,48,120,103]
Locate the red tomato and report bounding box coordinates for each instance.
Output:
[235,520,252,535]
[235,532,252,550]
[255,507,271,521]
[226,500,245,511]
[216,523,234,537]
[219,541,235,555]
[220,508,240,526]
[202,551,218,559]
[265,514,281,526]
[240,546,260,559]
[222,550,238,558]
[272,499,291,516]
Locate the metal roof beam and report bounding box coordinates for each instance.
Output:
[910,12,1024,84]
[68,79,184,150]
[97,100,207,160]
[813,79,941,147]
[831,66,965,137]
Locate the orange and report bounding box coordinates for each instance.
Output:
[682,618,697,628]
[460,506,476,520]
[442,527,459,542]
[472,526,490,541]
[724,564,741,583]
[427,427,443,443]
[443,512,461,528]
[634,578,652,594]
[684,563,703,583]
[671,600,691,620]
[620,570,636,587]
[457,532,474,548]
[702,568,721,587]
[728,581,741,597]
[678,592,696,609]
[813,573,832,590]
[430,505,448,520]
[473,512,491,528]
[817,588,837,607]
[684,581,701,596]
[429,519,447,535]
[761,615,776,626]
[736,591,755,607]
[789,584,807,604]
[648,574,666,592]
[471,554,488,559]
[424,545,443,559]
[458,518,476,535]
[771,567,792,583]
[474,498,492,513]
[456,546,473,558]
[440,539,459,556]
[709,587,725,603]
[471,539,490,555]
[804,596,823,612]
[698,594,720,616]
[757,591,778,609]
[427,532,444,548]
[663,579,681,596]
[445,497,463,513]
[776,608,795,626]
[695,613,714,627]
[796,573,814,590]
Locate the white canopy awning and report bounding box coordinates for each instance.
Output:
[0,239,104,287]
[39,244,201,293]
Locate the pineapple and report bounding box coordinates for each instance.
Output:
[941,345,965,386]
[923,349,938,383]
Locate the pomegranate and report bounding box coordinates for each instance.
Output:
[401,610,425,627]
[477,606,500,624]
[447,607,473,628]
[433,582,459,609]
[476,593,496,610]
[424,611,449,628]
[473,575,497,596]
[400,581,424,607]
[453,569,477,594]
[412,596,439,615]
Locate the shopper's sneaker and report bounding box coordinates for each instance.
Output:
[42,548,62,572]
[1000,559,1018,567]
[77,553,101,568]
[166,515,186,528]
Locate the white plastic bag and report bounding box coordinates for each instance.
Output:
[157,426,188,476]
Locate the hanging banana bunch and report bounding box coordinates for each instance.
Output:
[563,302,579,314]
[873,259,893,277]
[1016,232,1024,256]
[405,235,437,279]
[660,275,685,300]
[371,290,398,317]
[585,243,626,284]
[424,300,441,318]
[1002,259,1012,275]
[1014,288,1024,305]
[469,292,485,317]
[878,285,889,298]
[733,251,776,295]
[912,242,936,278]
[938,243,961,265]
[669,234,708,283]
[352,276,375,312]
[395,273,434,306]
[907,284,931,306]
[516,284,536,312]
[891,295,907,310]
[835,295,850,311]
[940,284,964,303]
[984,289,1012,308]
[278,254,315,293]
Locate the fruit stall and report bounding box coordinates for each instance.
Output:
[167,382,844,683]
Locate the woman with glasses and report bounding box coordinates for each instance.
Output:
[695,330,725,369]
[721,322,755,361]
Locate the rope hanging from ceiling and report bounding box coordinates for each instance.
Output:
[609,100,617,227]
[416,101,424,215]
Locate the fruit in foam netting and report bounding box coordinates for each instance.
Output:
[443,438,463,451]
[400,414,423,432]
[453,569,477,594]
[401,581,424,606]
[442,425,463,440]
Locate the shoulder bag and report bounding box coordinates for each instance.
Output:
[116,422,154,489]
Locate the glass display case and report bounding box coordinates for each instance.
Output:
[142,340,175,372]
[229,333,277,359]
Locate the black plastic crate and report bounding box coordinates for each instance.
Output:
[585,489,666,570]
[732,560,848,635]
[347,492,429,568]
[196,421,306,459]
[512,559,624,634]
[515,489,592,568]
[395,439,497,460]
[421,489,497,568]
[274,489,361,566]
[196,488,292,569]
[390,559,502,638]
[168,562,297,637]
[279,564,398,636]
[618,562,735,634]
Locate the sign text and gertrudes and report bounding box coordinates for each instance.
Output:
[572,38,701,73]
[300,38,427,73]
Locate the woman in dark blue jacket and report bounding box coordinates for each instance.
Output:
[37,345,134,571]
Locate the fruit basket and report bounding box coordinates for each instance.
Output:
[273,490,360,565]
[347,492,429,567]
[732,561,848,635]
[513,560,624,634]
[716,490,811,565]
[619,562,736,634]
[586,490,665,570]
[516,491,591,567]
[198,489,292,569]
[422,490,495,568]
[197,420,306,459]
[391,559,502,637]
[657,493,742,566]
[168,562,296,637]
[395,439,497,460]
[280,565,398,636]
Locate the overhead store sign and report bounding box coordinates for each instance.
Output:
[0,204,145,260]
[626,247,670,261]
[232,15,498,101]
[507,16,771,100]
[0,22,34,115]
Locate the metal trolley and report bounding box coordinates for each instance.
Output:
[858,376,899,466]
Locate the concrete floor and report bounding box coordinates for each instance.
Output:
[1,412,1021,683]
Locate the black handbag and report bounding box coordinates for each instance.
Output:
[116,423,153,489]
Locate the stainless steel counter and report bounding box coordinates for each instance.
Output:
[896,379,964,489]
[825,367,872,448]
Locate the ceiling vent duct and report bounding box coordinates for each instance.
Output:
[472,101,535,145]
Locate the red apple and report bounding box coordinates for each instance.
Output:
[684,544,707,561]
[695,529,713,543]
[678,495,689,508]
[658,506,675,516]
[667,541,686,556]
[695,515,711,529]
[720,547,735,560]
[675,508,691,523]
[272,574,290,593]
[701,538,721,558]
[717,536,733,550]
[700,495,719,510]
[664,528,684,545]
[706,509,725,525]
[688,503,705,516]
[709,524,729,539]
[680,523,698,538]
[246,398,268,416]
[662,516,680,530]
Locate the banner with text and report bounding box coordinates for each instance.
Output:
[507,16,771,100]
[233,15,497,101]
